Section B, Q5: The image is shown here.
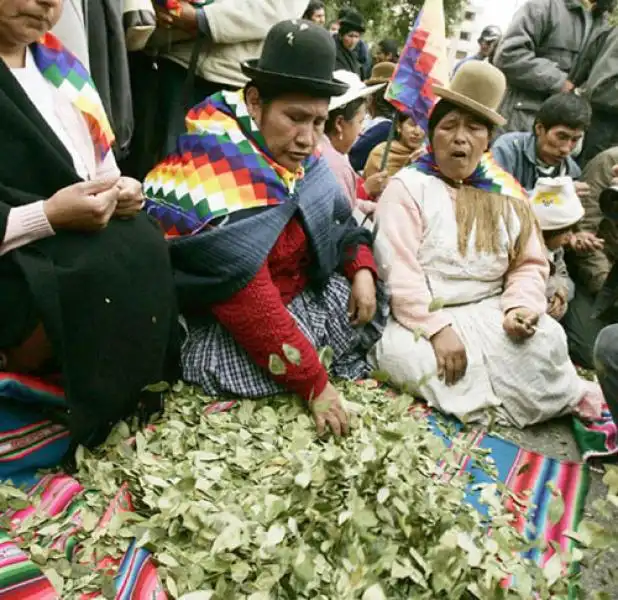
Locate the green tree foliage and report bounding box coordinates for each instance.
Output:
[324,0,468,42]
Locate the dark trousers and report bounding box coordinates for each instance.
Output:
[120,53,232,181]
[561,288,605,369]
[593,324,618,424]
[578,109,618,169]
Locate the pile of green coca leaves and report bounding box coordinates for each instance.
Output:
[3,382,586,599]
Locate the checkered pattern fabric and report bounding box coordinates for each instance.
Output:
[413,151,527,200]
[143,89,319,238]
[385,0,449,132]
[182,274,389,398]
[32,34,115,162]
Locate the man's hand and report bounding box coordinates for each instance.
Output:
[569,231,605,253]
[348,269,377,326]
[503,307,539,340]
[574,181,590,200]
[309,383,349,437]
[430,325,467,386]
[155,1,198,32]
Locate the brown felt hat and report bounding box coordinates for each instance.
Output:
[365,61,396,86]
[432,60,507,126]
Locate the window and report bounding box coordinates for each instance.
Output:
[455,51,467,59]
[464,11,475,21]
[459,31,471,41]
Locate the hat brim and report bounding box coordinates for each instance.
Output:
[432,84,506,127]
[365,77,390,87]
[241,59,349,97]
[328,82,386,112]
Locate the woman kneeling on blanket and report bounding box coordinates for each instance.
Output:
[144,21,388,437]
[0,0,179,445]
[370,61,602,428]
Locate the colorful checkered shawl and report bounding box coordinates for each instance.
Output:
[143,90,319,238]
[413,151,527,201]
[31,33,115,162]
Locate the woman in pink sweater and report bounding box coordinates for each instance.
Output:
[370,61,602,428]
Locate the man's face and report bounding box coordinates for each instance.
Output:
[342,31,360,51]
[478,39,497,58]
[246,88,329,173]
[535,123,585,166]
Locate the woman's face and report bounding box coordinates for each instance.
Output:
[398,117,425,150]
[245,87,328,173]
[0,0,62,47]
[332,101,367,155]
[432,109,490,181]
[342,31,360,51]
[309,8,325,25]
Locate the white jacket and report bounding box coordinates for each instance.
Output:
[163,0,310,88]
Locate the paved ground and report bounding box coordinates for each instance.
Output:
[498,419,617,598]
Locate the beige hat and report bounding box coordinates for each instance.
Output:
[329,70,386,112]
[530,177,585,231]
[432,60,507,126]
[365,61,396,86]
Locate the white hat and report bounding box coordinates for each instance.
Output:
[328,70,386,112]
[529,177,585,231]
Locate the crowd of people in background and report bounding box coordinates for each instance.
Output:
[2,0,618,445]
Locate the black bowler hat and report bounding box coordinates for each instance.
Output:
[241,20,349,98]
[339,9,366,35]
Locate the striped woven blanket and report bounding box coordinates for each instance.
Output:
[0,374,599,598]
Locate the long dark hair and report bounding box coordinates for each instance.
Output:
[303,0,325,20]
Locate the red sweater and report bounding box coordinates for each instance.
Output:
[211,218,377,401]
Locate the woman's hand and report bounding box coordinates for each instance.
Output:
[574,181,591,200]
[348,268,377,326]
[430,325,467,386]
[407,148,423,165]
[568,231,604,254]
[363,171,389,198]
[44,178,120,231]
[547,292,568,321]
[155,2,198,32]
[309,382,349,437]
[503,307,539,340]
[115,177,145,219]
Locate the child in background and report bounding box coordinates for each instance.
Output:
[530,177,585,322]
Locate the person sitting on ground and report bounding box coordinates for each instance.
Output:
[364,112,425,179]
[303,0,326,25]
[370,61,602,428]
[529,178,586,322]
[452,25,501,76]
[333,8,366,77]
[320,70,389,214]
[374,39,400,64]
[143,21,389,437]
[0,0,179,447]
[349,62,396,172]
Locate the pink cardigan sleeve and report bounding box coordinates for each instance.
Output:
[375,178,453,338]
[501,224,549,315]
[0,201,54,257]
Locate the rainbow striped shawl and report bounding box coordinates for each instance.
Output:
[30,33,115,162]
[143,90,319,238]
[413,151,527,201]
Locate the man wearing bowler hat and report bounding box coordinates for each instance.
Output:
[143,20,388,438]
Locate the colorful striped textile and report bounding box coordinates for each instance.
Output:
[384,0,449,131]
[31,34,115,162]
[412,151,528,201]
[0,376,590,597]
[143,89,318,238]
[572,403,618,461]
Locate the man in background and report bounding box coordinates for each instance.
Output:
[452,25,501,76]
[492,0,611,133]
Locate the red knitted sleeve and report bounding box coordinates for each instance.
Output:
[210,263,329,401]
[342,244,378,281]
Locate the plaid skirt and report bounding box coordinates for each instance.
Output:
[182,274,389,398]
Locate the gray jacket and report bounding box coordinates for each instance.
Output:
[490,131,581,192]
[573,25,618,113]
[493,0,602,133]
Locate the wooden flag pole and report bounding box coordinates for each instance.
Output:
[378,110,398,173]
